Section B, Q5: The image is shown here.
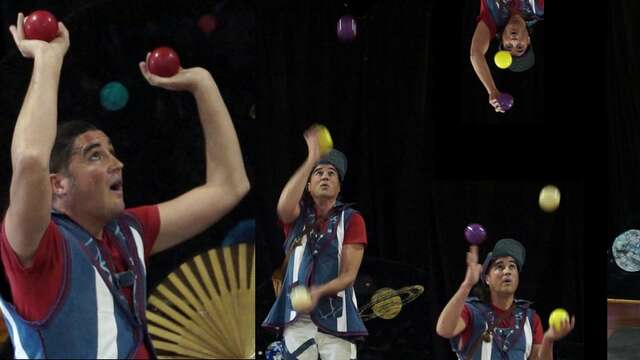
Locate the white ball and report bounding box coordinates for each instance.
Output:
[539,185,560,213]
[290,286,312,312]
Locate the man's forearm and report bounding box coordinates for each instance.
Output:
[277,158,315,220]
[11,55,62,165]
[537,336,554,360]
[436,283,472,337]
[315,273,356,298]
[192,72,249,192]
[470,53,498,95]
[314,244,364,298]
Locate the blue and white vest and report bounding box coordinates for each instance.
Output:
[0,212,156,359]
[263,202,368,338]
[483,0,544,30]
[450,298,536,360]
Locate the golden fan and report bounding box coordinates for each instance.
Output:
[146,243,255,359]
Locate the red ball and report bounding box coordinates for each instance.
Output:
[23,10,59,42]
[197,14,217,34]
[146,47,181,78]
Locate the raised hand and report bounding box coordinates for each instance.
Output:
[139,54,212,93]
[9,13,69,60]
[303,125,322,164]
[462,245,483,288]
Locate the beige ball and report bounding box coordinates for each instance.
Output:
[539,185,560,213]
[316,124,333,155]
[290,286,312,312]
[549,308,569,332]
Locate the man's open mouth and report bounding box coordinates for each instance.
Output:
[109,179,123,192]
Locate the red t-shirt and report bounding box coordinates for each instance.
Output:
[0,205,161,359]
[459,303,544,349]
[282,211,367,246]
[477,0,500,38]
[477,0,545,38]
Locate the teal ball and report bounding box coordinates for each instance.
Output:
[100,81,129,111]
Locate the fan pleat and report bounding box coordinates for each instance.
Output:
[147,243,255,359]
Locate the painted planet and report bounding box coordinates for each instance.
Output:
[359,285,424,321]
[613,229,640,272]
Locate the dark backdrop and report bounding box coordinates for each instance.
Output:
[254,1,583,359]
[428,181,583,359]
[253,0,432,358]
[607,1,640,299]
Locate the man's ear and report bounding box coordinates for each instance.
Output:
[50,173,70,197]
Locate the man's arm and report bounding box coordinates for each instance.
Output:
[4,14,70,267]
[530,316,576,360]
[530,340,552,360]
[469,21,505,113]
[312,243,364,298]
[276,126,323,225]
[436,246,482,338]
[138,62,250,255]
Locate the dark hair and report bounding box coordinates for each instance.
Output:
[471,281,492,304]
[50,120,98,173]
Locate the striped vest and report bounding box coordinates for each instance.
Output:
[483,0,544,30]
[0,212,155,359]
[263,202,368,338]
[451,298,536,360]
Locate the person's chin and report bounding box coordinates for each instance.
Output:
[313,192,336,202]
[320,190,337,197]
[111,199,126,215]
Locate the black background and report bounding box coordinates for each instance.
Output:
[608,1,640,302]
[0,0,595,359]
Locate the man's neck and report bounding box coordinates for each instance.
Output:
[313,198,337,219]
[54,205,106,239]
[508,13,525,26]
[491,292,515,311]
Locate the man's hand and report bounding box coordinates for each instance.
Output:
[297,286,322,314]
[489,91,506,113]
[139,57,213,93]
[9,13,69,60]
[303,125,322,165]
[462,245,483,289]
[308,286,321,311]
[544,315,576,341]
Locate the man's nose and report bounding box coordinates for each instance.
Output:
[111,155,124,170]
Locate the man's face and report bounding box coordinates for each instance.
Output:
[486,256,519,295]
[501,18,530,57]
[56,130,125,220]
[308,164,341,201]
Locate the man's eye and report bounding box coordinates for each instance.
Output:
[90,152,102,161]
